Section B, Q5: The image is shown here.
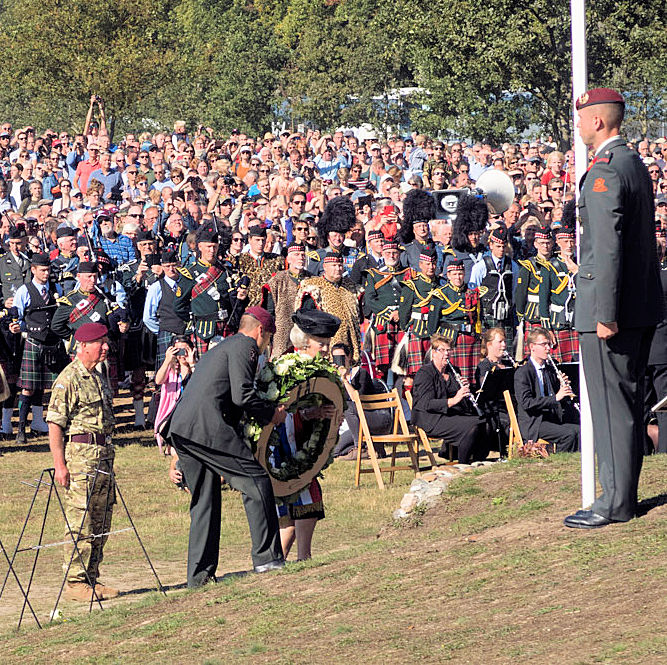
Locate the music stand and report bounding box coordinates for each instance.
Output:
[477,367,516,458]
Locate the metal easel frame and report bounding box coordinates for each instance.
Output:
[0,465,165,629]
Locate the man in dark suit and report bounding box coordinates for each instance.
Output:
[514,326,579,452]
[166,306,287,587]
[565,88,663,529]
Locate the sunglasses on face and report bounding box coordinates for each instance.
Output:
[550,187,564,192]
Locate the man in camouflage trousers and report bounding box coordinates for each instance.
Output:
[46,322,119,602]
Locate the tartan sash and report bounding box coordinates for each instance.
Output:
[192,265,223,300]
[69,293,100,324]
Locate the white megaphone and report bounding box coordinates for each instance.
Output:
[474,169,516,215]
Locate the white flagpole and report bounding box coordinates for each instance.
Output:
[570,0,596,508]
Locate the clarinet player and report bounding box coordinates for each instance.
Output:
[411,334,490,463]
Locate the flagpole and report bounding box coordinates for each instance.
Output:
[570,0,595,509]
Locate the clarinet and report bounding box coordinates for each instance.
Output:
[545,354,580,413]
[501,350,519,369]
[447,361,484,417]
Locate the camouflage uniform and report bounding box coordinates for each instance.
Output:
[46,358,116,585]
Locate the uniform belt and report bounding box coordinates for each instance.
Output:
[449,322,472,333]
[527,295,539,303]
[69,433,111,446]
[550,304,564,312]
[410,312,427,321]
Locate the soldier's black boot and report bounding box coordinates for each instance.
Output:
[16,394,31,444]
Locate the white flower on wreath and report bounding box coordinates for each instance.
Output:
[265,382,280,401]
[295,450,307,461]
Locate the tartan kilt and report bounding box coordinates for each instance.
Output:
[448,333,481,385]
[521,321,545,359]
[18,338,67,391]
[155,330,173,372]
[552,328,579,363]
[406,336,430,376]
[371,322,403,368]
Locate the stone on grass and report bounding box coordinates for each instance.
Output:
[400,493,420,511]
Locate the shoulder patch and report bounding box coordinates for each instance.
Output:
[177,266,192,280]
[478,285,489,297]
[592,178,608,192]
[56,296,72,306]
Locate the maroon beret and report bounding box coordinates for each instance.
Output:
[244,306,276,334]
[575,88,624,111]
[74,322,108,342]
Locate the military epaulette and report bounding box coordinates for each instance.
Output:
[306,250,320,261]
[177,266,193,280]
[536,256,555,272]
[56,296,71,306]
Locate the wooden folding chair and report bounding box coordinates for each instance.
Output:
[351,388,432,489]
[404,391,451,462]
[503,390,549,458]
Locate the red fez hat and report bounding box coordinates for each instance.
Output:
[575,88,624,111]
[74,322,108,342]
[244,306,276,334]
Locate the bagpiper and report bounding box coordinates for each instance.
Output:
[395,246,440,377]
[310,197,358,276]
[364,238,409,380]
[173,224,248,357]
[428,259,482,384]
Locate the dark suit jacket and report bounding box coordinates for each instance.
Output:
[514,361,562,442]
[412,362,467,432]
[575,136,662,332]
[167,333,275,460]
[649,268,667,366]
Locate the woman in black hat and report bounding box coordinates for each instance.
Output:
[273,309,341,561]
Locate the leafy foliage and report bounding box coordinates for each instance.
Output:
[0,0,662,140]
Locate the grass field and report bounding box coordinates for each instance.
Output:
[0,423,665,665]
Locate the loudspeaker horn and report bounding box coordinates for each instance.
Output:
[475,169,515,215]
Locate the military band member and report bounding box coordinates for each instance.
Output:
[297,252,363,365]
[549,218,579,362]
[11,253,67,443]
[262,242,309,359]
[51,261,130,395]
[119,230,161,428]
[399,189,440,273]
[143,250,187,371]
[397,247,440,377]
[47,322,119,602]
[514,225,555,352]
[311,196,358,276]
[364,238,409,380]
[428,259,481,384]
[50,227,81,295]
[443,193,488,283]
[237,225,284,307]
[470,226,518,345]
[350,229,384,286]
[1,228,30,306]
[173,224,248,357]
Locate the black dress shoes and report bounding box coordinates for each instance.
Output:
[253,559,285,574]
[563,510,614,529]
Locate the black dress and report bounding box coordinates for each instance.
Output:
[412,363,490,463]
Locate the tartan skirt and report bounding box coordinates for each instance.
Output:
[155,330,174,372]
[18,339,67,391]
[406,336,431,376]
[371,322,403,368]
[448,333,481,385]
[552,328,579,363]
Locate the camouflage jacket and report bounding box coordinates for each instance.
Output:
[46,358,115,436]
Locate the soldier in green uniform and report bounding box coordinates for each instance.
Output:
[514,225,557,354]
[549,217,579,362]
[364,238,409,381]
[46,322,119,602]
[396,247,440,378]
[428,259,482,384]
[173,224,249,357]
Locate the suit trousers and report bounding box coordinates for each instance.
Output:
[171,434,283,588]
[646,364,667,453]
[579,327,654,522]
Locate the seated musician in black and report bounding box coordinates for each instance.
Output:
[514,326,579,452]
[475,327,515,455]
[412,334,490,463]
[331,342,393,459]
